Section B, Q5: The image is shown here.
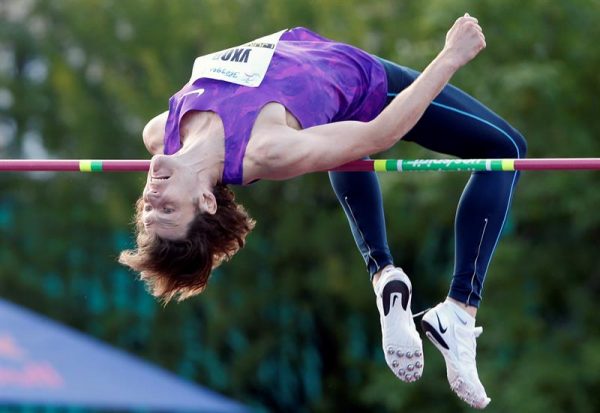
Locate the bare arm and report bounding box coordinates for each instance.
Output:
[142,111,169,155]
[257,15,486,180]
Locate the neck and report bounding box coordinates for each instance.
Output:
[174,115,225,188]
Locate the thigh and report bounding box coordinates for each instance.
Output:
[378,58,524,159]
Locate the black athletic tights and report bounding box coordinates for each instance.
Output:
[328,58,527,308]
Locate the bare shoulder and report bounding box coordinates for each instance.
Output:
[180,110,223,138]
[252,102,302,131]
[142,111,169,154]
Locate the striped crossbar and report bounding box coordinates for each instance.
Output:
[0,158,598,172]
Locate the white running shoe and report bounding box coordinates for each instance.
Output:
[421,301,491,409]
[375,267,423,383]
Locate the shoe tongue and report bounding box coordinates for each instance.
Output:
[445,301,476,327]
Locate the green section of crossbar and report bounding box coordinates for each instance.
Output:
[373,159,513,172]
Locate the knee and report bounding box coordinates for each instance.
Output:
[490,126,527,159]
[511,128,527,159]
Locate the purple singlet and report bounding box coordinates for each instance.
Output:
[163,27,387,184]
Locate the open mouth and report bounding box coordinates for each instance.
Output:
[151,176,170,181]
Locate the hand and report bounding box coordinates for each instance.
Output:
[443,13,486,68]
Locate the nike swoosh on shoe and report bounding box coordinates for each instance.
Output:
[381,280,410,315]
[436,312,448,333]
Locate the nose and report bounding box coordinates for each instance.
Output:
[143,187,161,207]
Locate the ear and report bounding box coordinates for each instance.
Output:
[200,191,217,215]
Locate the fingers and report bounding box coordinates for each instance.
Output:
[457,13,484,36]
[456,13,477,23]
[446,13,487,57]
[463,13,479,23]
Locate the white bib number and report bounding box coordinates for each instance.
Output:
[189,29,286,88]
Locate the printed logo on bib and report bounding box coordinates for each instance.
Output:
[190,30,286,88]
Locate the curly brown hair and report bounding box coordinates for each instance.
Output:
[119,184,255,303]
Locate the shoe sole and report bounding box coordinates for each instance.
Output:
[379,277,424,383]
[383,342,424,383]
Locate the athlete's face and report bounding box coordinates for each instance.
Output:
[141,155,202,240]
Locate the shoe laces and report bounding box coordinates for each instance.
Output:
[412,307,431,318]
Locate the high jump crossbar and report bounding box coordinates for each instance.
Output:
[0,158,599,172]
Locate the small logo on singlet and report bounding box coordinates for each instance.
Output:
[180,88,205,98]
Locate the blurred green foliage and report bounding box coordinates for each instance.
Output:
[1,0,599,412]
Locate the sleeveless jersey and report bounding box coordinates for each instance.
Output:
[163,27,387,184]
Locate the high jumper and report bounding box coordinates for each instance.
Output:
[92,14,522,409]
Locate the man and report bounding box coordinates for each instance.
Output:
[120,15,526,409]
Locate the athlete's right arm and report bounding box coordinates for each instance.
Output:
[142,111,168,155]
[255,14,485,180]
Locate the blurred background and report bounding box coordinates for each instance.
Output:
[1,0,599,412]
